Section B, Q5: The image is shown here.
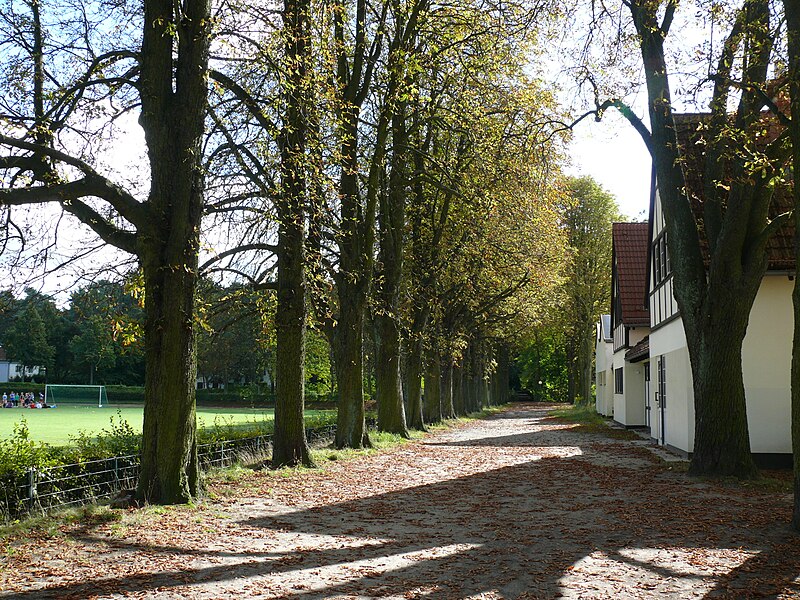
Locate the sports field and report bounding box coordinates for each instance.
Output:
[0,405,335,445]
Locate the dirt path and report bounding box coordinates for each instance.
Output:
[2,403,799,599]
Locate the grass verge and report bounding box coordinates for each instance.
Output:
[550,404,642,441]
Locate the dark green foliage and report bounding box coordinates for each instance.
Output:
[517,331,568,402]
[67,280,145,386]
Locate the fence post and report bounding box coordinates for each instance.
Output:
[113,457,119,488]
[27,468,37,512]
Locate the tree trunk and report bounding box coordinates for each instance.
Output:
[496,345,510,405]
[440,357,454,419]
[631,0,761,478]
[272,199,312,467]
[272,0,313,468]
[784,0,800,530]
[375,311,409,435]
[566,341,577,404]
[452,359,465,416]
[689,305,755,476]
[136,0,210,504]
[470,340,486,410]
[404,336,426,430]
[335,289,369,448]
[138,253,200,504]
[375,96,409,437]
[423,346,442,424]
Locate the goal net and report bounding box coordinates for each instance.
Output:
[44,385,109,407]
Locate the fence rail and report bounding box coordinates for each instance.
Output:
[1,424,342,521]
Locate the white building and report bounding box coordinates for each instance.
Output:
[0,346,40,383]
[608,222,651,428]
[646,114,792,465]
[595,314,613,416]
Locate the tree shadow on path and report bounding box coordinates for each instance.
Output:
[3,405,799,599]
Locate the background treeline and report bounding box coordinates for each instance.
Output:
[0,281,334,401]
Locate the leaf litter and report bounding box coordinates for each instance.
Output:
[1,403,799,599]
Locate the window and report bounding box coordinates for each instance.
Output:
[653,232,671,286]
[614,368,624,394]
[598,372,606,386]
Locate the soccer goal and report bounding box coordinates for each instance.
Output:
[44,385,109,407]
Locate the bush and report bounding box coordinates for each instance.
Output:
[0,420,57,477]
[63,411,141,462]
[105,385,145,404]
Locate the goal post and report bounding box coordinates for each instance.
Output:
[44,385,109,407]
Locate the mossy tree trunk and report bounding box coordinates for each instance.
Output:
[423,345,442,424]
[452,359,465,416]
[375,93,409,437]
[404,335,426,430]
[136,0,211,503]
[440,357,454,419]
[272,0,313,468]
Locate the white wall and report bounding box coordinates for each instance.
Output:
[649,317,693,452]
[612,348,648,427]
[595,337,614,416]
[628,327,649,349]
[623,361,646,426]
[742,275,792,454]
[649,275,793,455]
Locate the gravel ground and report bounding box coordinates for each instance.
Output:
[1,403,799,599]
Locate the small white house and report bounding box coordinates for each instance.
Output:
[646,114,792,465]
[0,346,38,383]
[608,222,651,428]
[595,315,613,416]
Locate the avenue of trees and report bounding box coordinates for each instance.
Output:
[0,0,569,502]
[2,0,800,532]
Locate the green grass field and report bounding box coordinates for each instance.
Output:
[0,405,335,445]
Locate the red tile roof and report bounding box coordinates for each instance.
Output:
[613,222,650,326]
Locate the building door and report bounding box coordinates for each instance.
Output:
[657,356,666,445]
[644,362,651,429]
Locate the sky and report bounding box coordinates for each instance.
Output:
[566,110,653,222]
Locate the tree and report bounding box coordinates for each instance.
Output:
[373,0,426,437]
[784,0,800,530]
[196,285,265,388]
[68,316,115,385]
[4,302,53,378]
[560,176,621,405]
[272,0,315,467]
[627,0,791,477]
[66,280,145,385]
[567,0,790,477]
[0,0,212,503]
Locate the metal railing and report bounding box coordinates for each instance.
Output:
[1,424,341,521]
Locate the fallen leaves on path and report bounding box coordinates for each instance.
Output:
[1,403,799,599]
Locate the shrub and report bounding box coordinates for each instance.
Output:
[64,411,140,462]
[0,420,57,477]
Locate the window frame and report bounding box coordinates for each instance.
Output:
[614,367,624,394]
